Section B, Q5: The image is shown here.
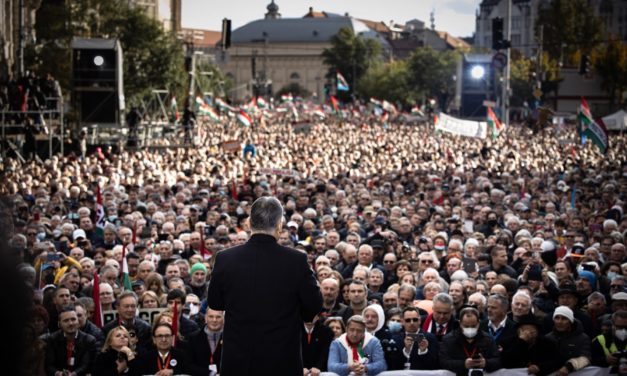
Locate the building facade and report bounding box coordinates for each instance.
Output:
[218,2,389,101]
[474,0,543,58]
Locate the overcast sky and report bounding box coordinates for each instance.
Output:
[181,0,482,38]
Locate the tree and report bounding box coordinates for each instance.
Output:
[509,54,534,107]
[406,47,459,109]
[358,60,413,104]
[535,0,604,67]
[322,27,381,99]
[194,61,233,99]
[593,36,627,112]
[32,0,187,106]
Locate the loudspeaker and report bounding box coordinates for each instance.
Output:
[71,38,124,125]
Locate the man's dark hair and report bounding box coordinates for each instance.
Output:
[152,323,173,336]
[349,279,367,293]
[167,288,186,302]
[402,306,420,317]
[126,251,140,261]
[58,306,76,315]
[249,197,284,232]
[459,306,480,322]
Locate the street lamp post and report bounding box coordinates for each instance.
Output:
[503,0,511,128]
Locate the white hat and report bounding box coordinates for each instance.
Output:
[553,306,574,323]
[286,221,298,229]
[612,292,627,302]
[362,304,385,333]
[73,229,87,240]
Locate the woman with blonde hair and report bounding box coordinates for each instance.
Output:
[139,290,160,309]
[93,326,135,376]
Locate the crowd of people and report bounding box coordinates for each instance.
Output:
[1,108,627,375]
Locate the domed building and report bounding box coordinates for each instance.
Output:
[218,1,390,101]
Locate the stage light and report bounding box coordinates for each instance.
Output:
[93,55,104,67]
[470,65,485,80]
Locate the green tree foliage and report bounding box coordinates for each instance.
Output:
[592,36,627,111]
[509,54,534,107]
[406,47,458,108]
[536,0,604,66]
[32,0,186,105]
[194,61,233,99]
[322,27,381,98]
[358,61,412,104]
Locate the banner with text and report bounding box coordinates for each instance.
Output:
[435,113,487,139]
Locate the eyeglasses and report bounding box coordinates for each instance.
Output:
[420,260,433,264]
[404,318,420,322]
[154,334,173,340]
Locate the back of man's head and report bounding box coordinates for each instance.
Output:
[250,197,284,233]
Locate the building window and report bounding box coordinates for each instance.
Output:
[512,34,521,46]
[484,36,490,46]
[512,16,521,30]
[290,72,300,81]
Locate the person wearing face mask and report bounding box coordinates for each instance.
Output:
[439,306,501,376]
[592,310,627,373]
[502,314,560,375]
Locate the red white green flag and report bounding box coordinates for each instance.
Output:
[237,109,252,126]
[487,107,503,140]
[578,97,609,153]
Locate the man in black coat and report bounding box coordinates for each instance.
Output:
[502,314,561,375]
[102,291,152,355]
[207,197,323,376]
[439,307,501,376]
[43,307,98,376]
[302,315,334,375]
[186,308,224,375]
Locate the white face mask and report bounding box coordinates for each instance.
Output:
[616,328,627,341]
[463,327,478,338]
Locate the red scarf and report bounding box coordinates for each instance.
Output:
[346,337,363,363]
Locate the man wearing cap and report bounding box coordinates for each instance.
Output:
[502,313,561,374]
[592,310,627,372]
[189,262,208,298]
[542,284,594,337]
[546,306,591,375]
[207,197,322,376]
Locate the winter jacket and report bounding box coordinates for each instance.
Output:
[328,332,387,376]
[545,319,591,372]
[438,329,501,376]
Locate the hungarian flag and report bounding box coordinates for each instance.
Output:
[92,273,103,328]
[280,93,293,103]
[121,245,132,291]
[170,96,180,123]
[382,100,397,114]
[578,97,609,153]
[257,96,268,109]
[237,109,252,126]
[411,106,425,117]
[487,107,503,140]
[336,71,349,91]
[95,185,105,238]
[312,107,326,119]
[330,95,340,114]
[216,98,236,113]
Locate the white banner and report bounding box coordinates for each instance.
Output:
[436,113,487,139]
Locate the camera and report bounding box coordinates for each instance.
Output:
[468,369,484,376]
[407,333,424,342]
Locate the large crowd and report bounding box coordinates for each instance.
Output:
[2,107,627,375]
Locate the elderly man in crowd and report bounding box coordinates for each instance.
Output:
[3,94,626,375]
